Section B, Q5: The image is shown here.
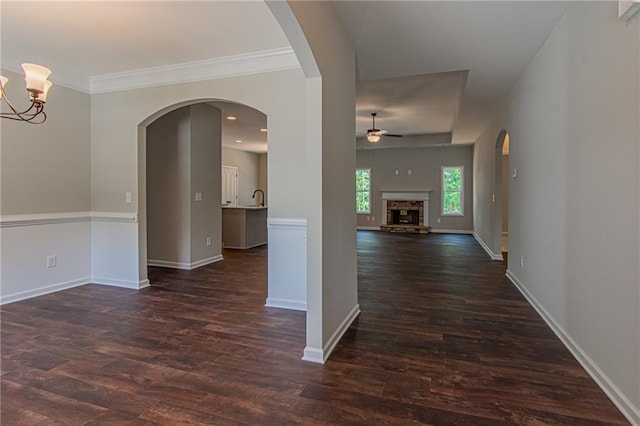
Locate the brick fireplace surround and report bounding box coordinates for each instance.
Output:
[380,191,432,234]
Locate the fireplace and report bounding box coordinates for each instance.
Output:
[391,209,420,225]
[380,191,432,234]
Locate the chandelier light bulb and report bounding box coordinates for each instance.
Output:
[22,63,52,94]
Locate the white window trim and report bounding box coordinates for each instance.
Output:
[441,165,464,216]
[356,168,371,214]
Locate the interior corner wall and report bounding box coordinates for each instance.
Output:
[356,145,474,231]
[473,3,639,421]
[222,147,262,206]
[1,70,92,303]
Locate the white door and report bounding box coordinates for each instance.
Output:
[222,166,238,207]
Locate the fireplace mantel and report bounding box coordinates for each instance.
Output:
[381,190,433,227]
[381,190,432,201]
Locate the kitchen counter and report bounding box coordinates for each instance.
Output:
[222,206,267,249]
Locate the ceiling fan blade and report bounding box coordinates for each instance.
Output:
[383,134,403,138]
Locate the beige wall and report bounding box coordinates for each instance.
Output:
[222,147,265,206]
[502,154,509,233]
[473,3,639,418]
[356,145,474,231]
[1,69,91,215]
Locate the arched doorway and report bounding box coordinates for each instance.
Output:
[494,129,510,258]
[138,99,268,279]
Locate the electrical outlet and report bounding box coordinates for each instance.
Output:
[46,255,57,268]
[125,192,132,204]
[206,237,212,246]
[408,169,412,175]
[195,192,202,201]
[371,216,375,221]
[512,168,518,178]
[520,255,524,268]
[395,170,399,175]
[437,217,441,223]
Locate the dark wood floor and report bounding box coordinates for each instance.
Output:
[1,232,628,425]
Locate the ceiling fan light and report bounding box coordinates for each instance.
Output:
[367,134,381,143]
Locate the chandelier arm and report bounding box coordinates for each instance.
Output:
[1,87,47,123]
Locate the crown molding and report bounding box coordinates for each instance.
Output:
[2,47,299,95]
[90,47,299,94]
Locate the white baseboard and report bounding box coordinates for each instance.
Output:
[147,255,223,270]
[506,270,640,425]
[91,277,150,289]
[430,228,474,234]
[223,243,265,249]
[472,232,504,260]
[190,255,224,269]
[356,226,380,231]
[0,277,91,305]
[265,297,306,311]
[302,303,361,364]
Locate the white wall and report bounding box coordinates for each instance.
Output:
[356,145,474,231]
[222,147,264,206]
[271,1,358,363]
[1,71,93,302]
[473,3,639,421]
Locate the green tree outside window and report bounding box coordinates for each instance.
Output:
[442,166,463,215]
[356,168,371,213]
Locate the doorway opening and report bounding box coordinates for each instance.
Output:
[495,130,510,256]
[140,99,268,277]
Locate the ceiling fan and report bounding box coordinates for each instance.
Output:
[366,112,403,143]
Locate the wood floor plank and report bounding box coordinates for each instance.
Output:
[0,232,629,424]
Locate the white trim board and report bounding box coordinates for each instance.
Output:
[265,297,306,311]
[0,211,137,228]
[268,217,307,229]
[147,255,223,270]
[0,277,91,305]
[472,232,504,260]
[91,48,299,94]
[302,304,361,364]
[91,277,150,290]
[506,270,640,425]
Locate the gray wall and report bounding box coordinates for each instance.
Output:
[473,2,639,418]
[356,145,474,231]
[147,107,191,264]
[146,104,222,266]
[222,147,266,206]
[1,69,91,214]
[189,104,222,263]
[258,153,268,206]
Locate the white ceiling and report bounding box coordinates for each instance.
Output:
[335,1,570,143]
[1,1,570,147]
[209,101,268,153]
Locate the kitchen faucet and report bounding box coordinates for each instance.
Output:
[252,189,265,207]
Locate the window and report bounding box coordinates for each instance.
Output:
[356,168,371,213]
[442,166,464,216]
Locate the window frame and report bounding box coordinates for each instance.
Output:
[356,168,371,214]
[441,165,464,216]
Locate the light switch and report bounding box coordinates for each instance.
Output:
[125,192,132,204]
[512,168,518,178]
[395,170,399,175]
[408,169,412,175]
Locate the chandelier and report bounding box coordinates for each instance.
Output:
[0,63,52,124]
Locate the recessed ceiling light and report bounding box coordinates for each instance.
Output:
[235,139,242,143]
[227,116,237,121]
[260,128,268,132]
